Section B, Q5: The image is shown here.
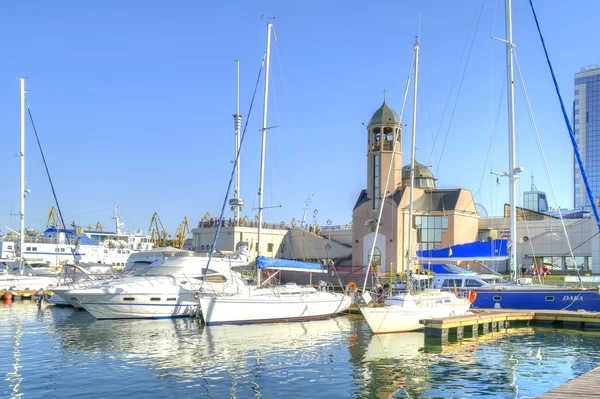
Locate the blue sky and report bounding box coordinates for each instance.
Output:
[0,0,598,237]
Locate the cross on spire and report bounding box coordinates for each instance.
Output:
[383,88,387,101]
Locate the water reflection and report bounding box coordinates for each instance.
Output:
[2,303,600,398]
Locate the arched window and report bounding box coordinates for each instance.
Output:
[368,247,382,268]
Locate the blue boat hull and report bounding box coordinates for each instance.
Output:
[468,289,600,311]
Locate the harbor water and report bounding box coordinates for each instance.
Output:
[2,302,600,398]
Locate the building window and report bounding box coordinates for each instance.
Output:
[7,245,12,250]
[278,244,284,253]
[267,243,274,252]
[368,247,381,268]
[415,215,447,249]
[373,154,380,211]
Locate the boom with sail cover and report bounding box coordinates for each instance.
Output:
[256,256,327,273]
[416,239,508,262]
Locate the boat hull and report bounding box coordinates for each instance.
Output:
[199,294,352,325]
[360,302,471,334]
[69,288,198,319]
[0,275,58,291]
[469,288,600,311]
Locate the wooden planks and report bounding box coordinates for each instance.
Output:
[537,366,600,398]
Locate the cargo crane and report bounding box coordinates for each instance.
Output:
[175,217,190,249]
[46,206,62,228]
[148,212,170,247]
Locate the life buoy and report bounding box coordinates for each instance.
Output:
[467,290,477,303]
[346,281,357,294]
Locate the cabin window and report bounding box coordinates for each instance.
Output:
[7,245,12,250]
[545,296,554,301]
[150,298,161,301]
[493,296,501,301]
[465,279,483,287]
[26,247,31,251]
[166,298,177,302]
[123,297,135,301]
[442,279,462,288]
[206,275,227,283]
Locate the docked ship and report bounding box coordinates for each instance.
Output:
[0,205,154,269]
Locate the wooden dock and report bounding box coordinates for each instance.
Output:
[421,309,600,344]
[537,366,600,398]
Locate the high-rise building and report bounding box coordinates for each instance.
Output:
[574,65,600,209]
[523,176,548,213]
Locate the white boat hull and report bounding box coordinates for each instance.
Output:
[0,275,58,291]
[361,291,471,334]
[199,292,352,325]
[71,290,198,319]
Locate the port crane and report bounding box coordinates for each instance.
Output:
[148,212,170,247]
[175,217,190,249]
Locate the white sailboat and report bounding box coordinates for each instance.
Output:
[0,78,58,292]
[199,21,351,325]
[359,38,471,334]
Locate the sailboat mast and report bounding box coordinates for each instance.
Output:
[505,0,518,280]
[233,60,242,223]
[257,21,272,286]
[407,38,419,276]
[19,77,25,274]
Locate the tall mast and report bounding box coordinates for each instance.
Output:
[505,0,517,281]
[233,60,242,223]
[19,78,26,273]
[407,38,419,276]
[257,21,272,286]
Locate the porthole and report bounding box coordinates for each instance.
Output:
[493,296,502,301]
[545,296,554,301]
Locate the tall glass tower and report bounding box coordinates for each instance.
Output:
[523,176,548,212]
[574,65,600,209]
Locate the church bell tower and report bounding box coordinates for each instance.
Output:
[366,98,402,211]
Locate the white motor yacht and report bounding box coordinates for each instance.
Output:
[66,249,251,319]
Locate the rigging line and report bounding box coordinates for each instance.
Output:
[417,81,435,167]
[362,50,414,293]
[513,51,582,286]
[434,0,486,177]
[464,68,507,213]
[202,54,265,279]
[429,0,484,160]
[561,231,600,257]
[528,0,600,231]
[25,101,76,261]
